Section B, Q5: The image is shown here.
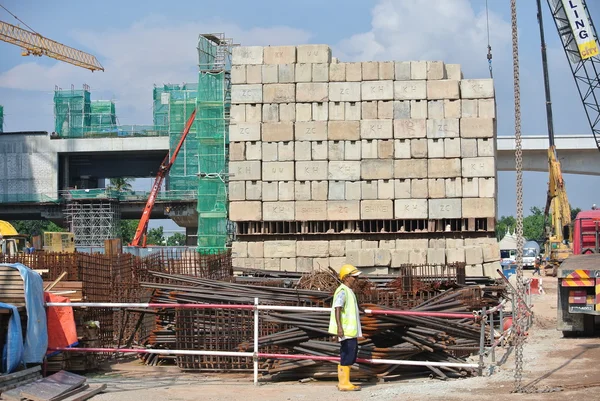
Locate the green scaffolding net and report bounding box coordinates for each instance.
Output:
[89,100,117,133]
[54,88,91,137]
[0,104,3,133]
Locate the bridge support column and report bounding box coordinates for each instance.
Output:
[64,199,120,246]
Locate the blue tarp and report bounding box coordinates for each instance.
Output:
[0,303,23,374]
[0,263,48,372]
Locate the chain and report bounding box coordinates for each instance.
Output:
[510,0,527,393]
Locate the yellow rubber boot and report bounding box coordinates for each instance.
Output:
[337,365,361,391]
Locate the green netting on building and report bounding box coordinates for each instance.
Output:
[89,100,117,133]
[0,104,3,133]
[54,88,91,137]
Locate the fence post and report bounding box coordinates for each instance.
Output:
[478,307,486,376]
[254,297,259,386]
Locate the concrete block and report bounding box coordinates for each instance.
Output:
[361,180,378,200]
[329,82,361,102]
[445,64,462,80]
[329,161,361,180]
[394,139,411,159]
[229,181,245,200]
[232,46,263,65]
[395,239,412,250]
[264,240,296,258]
[465,264,484,277]
[345,62,362,81]
[229,142,245,161]
[429,239,446,249]
[478,99,496,118]
[447,238,465,248]
[261,64,278,84]
[262,104,279,122]
[264,84,295,103]
[262,181,278,201]
[478,177,496,198]
[394,199,428,219]
[427,248,446,265]
[410,139,428,158]
[345,181,361,200]
[460,118,494,138]
[295,63,312,82]
[428,178,445,198]
[429,198,461,219]
[346,249,374,268]
[262,122,293,142]
[327,201,360,220]
[378,139,394,159]
[329,102,345,121]
[460,138,478,158]
[461,100,478,117]
[230,104,246,124]
[328,121,360,141]
[263,161,294,181]
[247,242,264,258]
[245,181,262,200]
[362,159,393,180]
[394,179,411,198]
[278,103,295,122]
[461,79,494,99]
[465,246,484,265]
[312,63,329,82]
[278,64,295,83]
[361,101,377,119]
[361,80,394,101]
[361,139,378,159]
[295,201,328,222]
[246,104,262,122]
[379,62,395,80]
[295,121,328,141]
[394,119,427,139]
[426,118,459,138]
[427,61,446,80]
[230,161,261,181]
[411,179,429,198]
[294,141,311,161]
[409,249,427,265]
[378,101,394,119]
[296,258,313,272]
[329,63,346,81]
[311,181,328,200]
[245,65,262,84]
[230,122,261,142]
[278,142,294,161]
[263,201,295,221]
[394,159,427,179]
[234,258,265,269]
[391,249,410,267]
[296,161,328,181]
[427,138,444,158]
[444,138,461,158]
[264,258,281,271]
[330,257,346,272]
[231,84,262,104]
[263,46,296,64]
[484,261,502,278]
[462,178,479,197]
[428,158,461,178]
[328,181,345,200]
[278,181,294,201]
[377,179,394,199]
[297,44,331,63]
[346,240,362,251]
[345,102,361,120]
[427,100,444,119]
[477,138,495,157]
[462,198,496,218]
[328,141,345,161]
[411,61,427,80]
[393,101,411,119]
[444,99,461,118]
[445,178,462,198]
[362,62,379,80]
[426,80,459,99]
[344,140,361,160]
[446,248,465,263]
[411,100,428,118]
[312,102,328,121]
[296,83,328,102]
[394,81,427,100]
[375,249,392,266]
[394,61,411,80]
[461,157,495,178]
[295,181,311,201]
[230,201,262,221]
[313,257,330,270]
[311,141,328,160]
[231,65,246,84]
[329,240,346,257]
[296,103,312,121]
[245,142,261,160]
[482,242,500,262]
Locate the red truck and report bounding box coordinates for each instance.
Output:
[572,210,600,255]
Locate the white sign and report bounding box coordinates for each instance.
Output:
[160,92,170,105]
[561,0,599,59]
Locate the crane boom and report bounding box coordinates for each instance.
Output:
[130,109,197,247]
[0,20,103,72]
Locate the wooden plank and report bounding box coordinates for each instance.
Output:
[44,272,67,291]
[0,366,42,383]
[59,384,106,401]
[49,384,89,401]
[19,371,86,401]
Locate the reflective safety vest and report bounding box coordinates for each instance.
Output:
[328,284,359,338]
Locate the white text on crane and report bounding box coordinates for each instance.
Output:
[561,0,599,59]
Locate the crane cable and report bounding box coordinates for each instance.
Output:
[486,0,494,79]
[0,3,39,34]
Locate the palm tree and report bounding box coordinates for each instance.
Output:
[107,178,133,192]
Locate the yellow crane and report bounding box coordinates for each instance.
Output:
[0,20,103,72]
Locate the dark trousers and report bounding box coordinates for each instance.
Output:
[340,338,359,366]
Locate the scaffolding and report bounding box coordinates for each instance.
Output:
[54,85,91,137]
[64,200,120,246]
[89,100,117,133]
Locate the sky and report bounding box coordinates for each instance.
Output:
[1,0,600,233]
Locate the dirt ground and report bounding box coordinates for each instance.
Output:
[86,272,600,401]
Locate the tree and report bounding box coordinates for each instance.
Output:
[571,207,581,221]
[523,206,545,242]
[495,215,516,240]
[167,232,186,246]
[9,220,65,237]
[146,227,165,245]
[118,220,138,244]
[107,178,133,192]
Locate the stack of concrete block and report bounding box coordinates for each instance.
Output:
[228,44,500,276]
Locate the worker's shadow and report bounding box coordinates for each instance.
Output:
[520,343,600,392]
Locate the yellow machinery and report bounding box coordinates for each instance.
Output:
[0,220,28,256]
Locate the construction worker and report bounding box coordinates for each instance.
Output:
[533,256,541,276]
[328,264,363,391]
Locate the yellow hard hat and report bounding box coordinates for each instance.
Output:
[339,264,362,280]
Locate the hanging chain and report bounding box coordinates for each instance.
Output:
[510,0,527,393]
[486,0,494,78]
